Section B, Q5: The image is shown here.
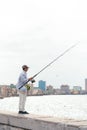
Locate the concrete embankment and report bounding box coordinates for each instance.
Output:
[0,111,87,130]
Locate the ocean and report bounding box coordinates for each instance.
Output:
[0,95,87,120]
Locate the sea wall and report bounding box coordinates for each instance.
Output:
[0,111,87,130]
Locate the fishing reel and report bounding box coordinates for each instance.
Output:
[31,79,35,83]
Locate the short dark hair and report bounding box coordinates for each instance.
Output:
[22,65,29,70]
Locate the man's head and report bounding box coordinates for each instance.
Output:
[22,65,29,72]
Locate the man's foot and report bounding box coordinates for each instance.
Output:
[23,111,29,114]
[18,111,24,114]
[18,111,29,114]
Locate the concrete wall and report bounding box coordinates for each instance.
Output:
[0,111,87,130]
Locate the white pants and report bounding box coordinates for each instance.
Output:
[18,91,27,111]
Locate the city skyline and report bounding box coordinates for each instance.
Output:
[0,79,86,98]
[0,78,86,91]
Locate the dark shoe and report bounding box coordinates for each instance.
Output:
[18,111,24,114]
[23,111,29,114]
[18,111,29,114]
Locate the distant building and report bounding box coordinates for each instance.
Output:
[32,88,43,95]
[38,80,46,91]
[0,85,17,97]
[73,86,82,91]
[53,88,61,95]
[72,86,82,94]
[46,85,54,94]
[85,79,87,91]
[60,84,70,94]
[1,85,9,97]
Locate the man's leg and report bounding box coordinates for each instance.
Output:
[19,91,27,112]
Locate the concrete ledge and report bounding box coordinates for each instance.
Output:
[0,111,87,130]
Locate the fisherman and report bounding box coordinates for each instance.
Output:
[16,65,34,114]
[16,44,78,114]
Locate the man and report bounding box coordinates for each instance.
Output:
[16,65,33,114]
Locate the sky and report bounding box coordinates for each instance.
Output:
[0,0,87,89]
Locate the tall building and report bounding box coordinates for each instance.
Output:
[38,80,46,91]
[85,79,87,91]
[60,84,70,94]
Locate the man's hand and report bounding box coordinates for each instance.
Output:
[28,77,33,81]
[28,77,36,83]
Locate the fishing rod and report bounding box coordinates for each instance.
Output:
[19,42,79,89]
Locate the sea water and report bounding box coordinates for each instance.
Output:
[0,95,87,120]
